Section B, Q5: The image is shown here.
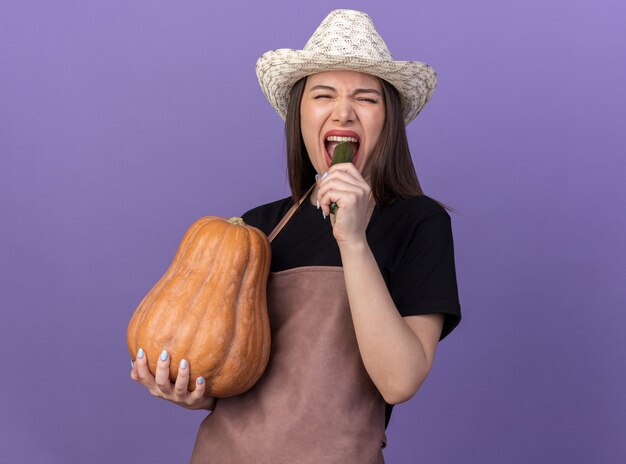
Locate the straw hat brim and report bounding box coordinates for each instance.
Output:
[256,48,438,125]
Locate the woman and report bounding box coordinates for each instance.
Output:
[131,9,461,463]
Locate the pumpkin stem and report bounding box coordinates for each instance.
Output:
[228,217,246,226]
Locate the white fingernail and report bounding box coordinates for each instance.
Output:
[321,172,328,180]
[316,199,320,209]
[180,359,188,369]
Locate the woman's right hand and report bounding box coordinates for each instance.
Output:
[130,348,216,411]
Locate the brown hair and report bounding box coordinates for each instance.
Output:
[285,76,454,212]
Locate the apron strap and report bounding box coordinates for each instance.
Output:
[268,184,315,243]
[268,184,376,243]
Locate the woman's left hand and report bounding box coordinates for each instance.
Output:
[316,163,371,246]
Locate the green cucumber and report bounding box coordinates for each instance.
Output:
[330,141,355,166]
[329,142,354,216]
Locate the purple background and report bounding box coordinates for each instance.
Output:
[1,1,625,462]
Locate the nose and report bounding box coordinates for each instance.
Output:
[331,97,355,124]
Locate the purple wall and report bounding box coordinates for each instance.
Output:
[2,1,625,462]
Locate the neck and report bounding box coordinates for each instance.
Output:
[309,184,319,206]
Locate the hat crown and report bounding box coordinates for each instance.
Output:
[303,9,393,61]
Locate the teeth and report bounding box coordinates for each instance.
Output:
[325,136,358,143]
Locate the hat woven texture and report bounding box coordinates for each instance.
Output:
[256,9,437,126]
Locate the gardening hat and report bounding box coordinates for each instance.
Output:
[256,9,437,125]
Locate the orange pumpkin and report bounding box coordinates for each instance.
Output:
[127,216,271,397]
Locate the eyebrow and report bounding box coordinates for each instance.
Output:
[308,85,381,96]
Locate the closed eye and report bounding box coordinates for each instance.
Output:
[313,94,332,99]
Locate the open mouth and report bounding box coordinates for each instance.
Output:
[324,135,360,166]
